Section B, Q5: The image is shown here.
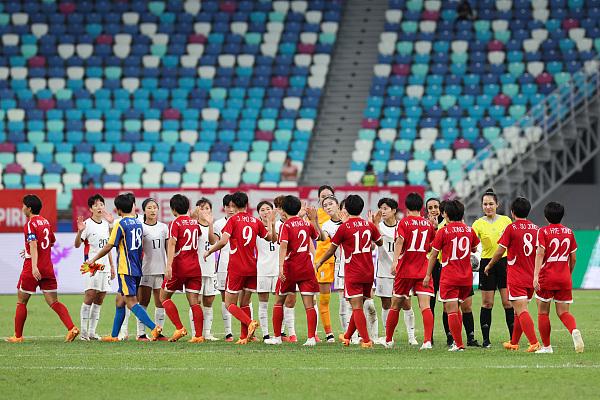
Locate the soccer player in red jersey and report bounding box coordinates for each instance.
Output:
[484,197,541,352]
[265,195,320,346]
[204,191,273,344]
[159,194,205,343]
[316,195,383,349]
[7,195,79,343]
[533,201,584,353]
[424,200,479,352]
[384,193,436,350]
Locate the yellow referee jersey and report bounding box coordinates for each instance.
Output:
[472,215,512,259]
[315,207,334,266]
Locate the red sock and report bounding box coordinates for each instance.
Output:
[538,313,551,347]
[227,304,252,325]
[15,303,27,338]
[273,304,284,337]
[518,311,538,345]
[511,312,523,345]
[240,305,252,338]
[385,308,400,342]
[191,304,204,337]
[422,308,434,343]
[50,302,74,330]
[352,309,370,343]
[162,299,183,330]
[306,307,317,339]
[344,313,356,340]
[448,312,463,348]
[558,312,577,333]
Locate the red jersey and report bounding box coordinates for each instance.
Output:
[331,217,382,283]
[169,215,201,278]
[498,219,539,289]
[23,215,56,277]
[432,221,479,286]
[223,211,268,276]
[536,224,577,290]
[279,216,319,281]
[396,215,436,279]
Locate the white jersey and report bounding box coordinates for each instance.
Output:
[257,220,281,277]
[141,221,168,275]
[377,221,397,278]
[322,218,344,277]
[81,218,111,266]
[214,217,230,273]
[199,224,217,278]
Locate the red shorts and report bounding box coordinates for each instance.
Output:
[277,275,320,296]
[344,280,373,299]
[226,273,257,294]
[508,285,534,301]
[535,288,573,303]
[438,284,472,303]
[162,276,202,293]
[393,277,434,298]
[17,271,57,294]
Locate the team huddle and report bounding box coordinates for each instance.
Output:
[6,187,585,353]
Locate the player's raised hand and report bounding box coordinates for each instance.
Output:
[298,200,308,218]
[101,209,114,224]
[370,210,382,226]
[202,209,213,225]
[190,206,201,220]
[31,266,41,281]
[306,206,318,221]
[77,216,86,232]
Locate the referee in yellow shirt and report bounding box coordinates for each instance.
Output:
[315,185,336,342]
[472,189,513,348]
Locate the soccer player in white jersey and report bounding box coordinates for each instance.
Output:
[136,198,169,341]
[74,194,115,340]
[318,195,350,341]
[213,194,236,341]
[255,201,280,340]
[189,198,220,341]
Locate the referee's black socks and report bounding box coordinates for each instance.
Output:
[480,307,492,342]
[504,307,515,339]
[462,312,475,341]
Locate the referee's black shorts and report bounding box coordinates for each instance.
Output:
[478,257,508,291]
[434,261,475,297]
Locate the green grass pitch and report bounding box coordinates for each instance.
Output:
[0,291,598,399]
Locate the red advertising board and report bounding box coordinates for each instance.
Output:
[71,186,424,230]
[0,189,57,232]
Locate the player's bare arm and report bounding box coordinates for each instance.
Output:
[315,243,337,269]
[165,237,177,280]
[205,232,230,261]
[306,206,325,241]
[74,216,85,248]
[278,240,288,281]
[391,235,405,276]
[86,242,113,265]
[569,251,577,273]
[29,240,41,281]
[423,248,439,288]
[484,245,506,275]
[533,245,545,291]
[108,252,115,280]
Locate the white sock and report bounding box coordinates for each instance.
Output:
[403,308,416,339]
[338,294,347,331]
[221,301,232,336]
[189,308,196,337]
[363,298,379,340]
[258,301,270,338]
[136,305,147,337]
[382,308,390,330]
[284,306,296,336]
[249,301,254,320]
[203,305,214,338]
[89,303,101,336]
[155,307,165,327]
[119,307,130,337]
[80,303,91,337]
[314,302,319,337]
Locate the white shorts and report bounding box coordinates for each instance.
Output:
[333,275,345,291]
[257,276,278,293]
[202,276,219,297]
[375,277,394,298]
[84,271,111,292]
[216,272,227,292]
[140,274,163,290]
